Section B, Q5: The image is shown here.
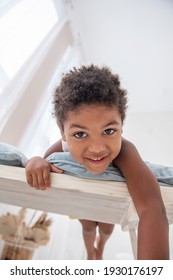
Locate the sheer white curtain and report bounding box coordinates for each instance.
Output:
[0,0,62,93]
[0,0,65,133]
[0,0,84,157]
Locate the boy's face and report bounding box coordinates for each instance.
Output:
[61,104,123,174]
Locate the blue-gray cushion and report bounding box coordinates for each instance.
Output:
[0,142,28,167]
[46,152,124,181]
[46,152,173,186]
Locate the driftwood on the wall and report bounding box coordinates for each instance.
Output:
[0,164,173,226]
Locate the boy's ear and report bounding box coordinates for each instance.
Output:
[59,128,66,142]
[58,123,66,141]
[61,132,66,142]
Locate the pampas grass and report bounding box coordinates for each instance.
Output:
[0,208,52,259]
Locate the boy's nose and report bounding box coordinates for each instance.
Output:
[88,141,106,154]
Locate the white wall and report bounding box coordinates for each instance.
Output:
[123,111,173,166]
[69,0,173,167]
[70,0,173,113]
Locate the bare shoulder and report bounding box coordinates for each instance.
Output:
[44,139,63,158]
[113,137,143,172]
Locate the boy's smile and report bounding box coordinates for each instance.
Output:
[62,104,123,174]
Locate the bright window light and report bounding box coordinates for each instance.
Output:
[0,0,59,87]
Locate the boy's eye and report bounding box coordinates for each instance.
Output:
[103,129,116,135]
[74,132,87,138]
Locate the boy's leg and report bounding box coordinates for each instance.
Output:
[96,222,115,259]
[79,219,97,260]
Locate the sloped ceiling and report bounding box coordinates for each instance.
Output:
[69,0,173,112]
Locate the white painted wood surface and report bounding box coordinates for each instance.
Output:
[0,164,173,228]
[0,164,132,224]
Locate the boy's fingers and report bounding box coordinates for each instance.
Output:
[42,169,51,189]
[26,172,33,186]
[37,171,48,190]
[50,164,64,174]
[25,160,62,190]
[31,174,40,189]
[26,171,38,188]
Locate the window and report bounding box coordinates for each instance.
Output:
[0,0,64,95]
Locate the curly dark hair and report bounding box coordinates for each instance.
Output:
[53,65,128,129]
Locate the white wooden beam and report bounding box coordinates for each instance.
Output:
[0,164,132,224]
[0,164,173,226]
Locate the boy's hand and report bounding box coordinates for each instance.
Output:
[25,156,63,190]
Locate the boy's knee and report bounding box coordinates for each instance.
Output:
[80,220,97,234]
[99,223,114,236]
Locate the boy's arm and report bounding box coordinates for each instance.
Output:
[114,138,169,259]
[43,139,63,158]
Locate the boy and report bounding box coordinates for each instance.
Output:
[26,65,169,260]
